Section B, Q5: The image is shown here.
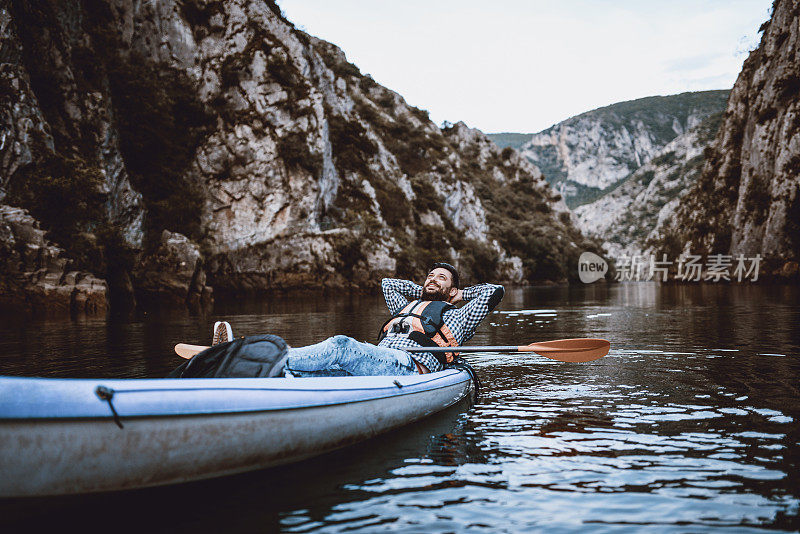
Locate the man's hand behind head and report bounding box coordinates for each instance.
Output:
[449,289,464,304]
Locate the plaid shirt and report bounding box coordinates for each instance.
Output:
[378,278,505,372]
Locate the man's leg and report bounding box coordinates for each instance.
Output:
[286,335,418,376]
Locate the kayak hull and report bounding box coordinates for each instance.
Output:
[0,371,472,497]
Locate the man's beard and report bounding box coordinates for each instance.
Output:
[421,286,449,301]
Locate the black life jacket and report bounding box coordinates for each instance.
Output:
[378,300,459,364]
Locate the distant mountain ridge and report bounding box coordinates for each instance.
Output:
[488,90,730,207]
[487,132,533,151]
[574,112,723,258]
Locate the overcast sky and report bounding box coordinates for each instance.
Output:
[280,0,772,133]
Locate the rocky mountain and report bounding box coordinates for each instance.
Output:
[574,113,723,259]
[650,0,800,278]
[488,90,729,208]
[0,0,602,313]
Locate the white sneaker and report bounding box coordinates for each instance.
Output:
[212,321,233,345]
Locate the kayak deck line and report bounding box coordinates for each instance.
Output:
[104,369,468,394]
[0,370,473,419]
[1,379,472,421]
[0,369,465,391]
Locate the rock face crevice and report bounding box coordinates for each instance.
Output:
[0,3,53,195]
[6,1,145,244]
[0,0,603,313]
[651,0,800,273]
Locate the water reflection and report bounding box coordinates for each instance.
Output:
[1,284,799,531]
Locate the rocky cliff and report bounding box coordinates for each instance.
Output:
[0,0,601,313]
[489,91,729,208]
[651,0,800,276]
[575,113,723,258]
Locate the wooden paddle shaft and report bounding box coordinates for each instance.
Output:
[407,346,528,353]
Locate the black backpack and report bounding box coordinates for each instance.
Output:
[167,334,289,378]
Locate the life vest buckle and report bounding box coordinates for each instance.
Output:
[391,322,411,334]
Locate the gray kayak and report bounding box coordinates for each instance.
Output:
[0,370,473,497]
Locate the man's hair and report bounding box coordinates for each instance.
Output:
[431,262,459,289]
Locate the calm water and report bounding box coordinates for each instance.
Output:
[1,283,799,532]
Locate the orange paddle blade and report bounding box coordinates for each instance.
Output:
[174,343,209,359]
[518,338,610,362]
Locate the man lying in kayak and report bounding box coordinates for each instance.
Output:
[283,262,504,376]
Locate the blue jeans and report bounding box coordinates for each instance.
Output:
[285,335,418,377]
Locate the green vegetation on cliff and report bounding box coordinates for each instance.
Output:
[486,132,534,151]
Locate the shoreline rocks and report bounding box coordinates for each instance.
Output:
[0,205,107,315]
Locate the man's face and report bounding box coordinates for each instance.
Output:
[421,267,456,301]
